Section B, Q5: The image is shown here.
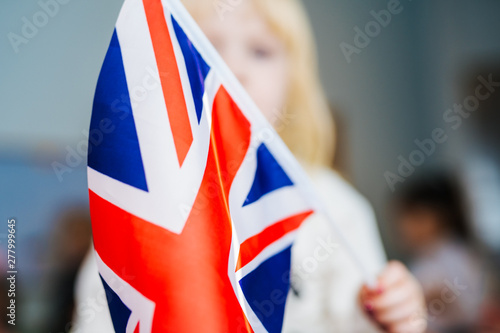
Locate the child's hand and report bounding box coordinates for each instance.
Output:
[359,261,427,333]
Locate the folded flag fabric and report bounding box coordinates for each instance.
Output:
[87,0,324,332]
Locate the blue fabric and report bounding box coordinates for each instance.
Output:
[171,16,210,124]
[88,30,148,192]
[100,274,132,333]
[239,246,292,333]
[243,143,294,206]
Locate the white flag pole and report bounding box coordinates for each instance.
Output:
[164,0,378,288]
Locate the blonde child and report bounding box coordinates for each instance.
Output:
[183,0,427,332]
[74,1,427,332]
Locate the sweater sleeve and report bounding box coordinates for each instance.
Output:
[282,168,386,332]
[71,246,115,333]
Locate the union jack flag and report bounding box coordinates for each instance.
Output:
[87,0,319,332]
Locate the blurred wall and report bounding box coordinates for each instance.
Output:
[302,0,500,254]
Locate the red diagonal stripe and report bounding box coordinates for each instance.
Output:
[235,210,314,271]
[90,86,255,332]
[143,0,193,166]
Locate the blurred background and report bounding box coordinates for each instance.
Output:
[1,0,500,332]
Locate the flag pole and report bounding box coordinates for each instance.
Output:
[164,0,378,288]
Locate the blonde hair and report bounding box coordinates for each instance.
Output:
[182,0,335,166]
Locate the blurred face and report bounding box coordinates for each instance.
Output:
[197,2,290,125]
[396,206,444,252]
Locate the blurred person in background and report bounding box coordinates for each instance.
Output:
[392,170,486,332]
[74,0,427,332]
[39,205,92,333]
